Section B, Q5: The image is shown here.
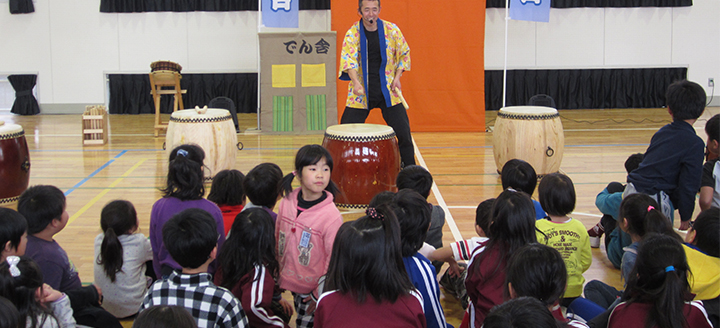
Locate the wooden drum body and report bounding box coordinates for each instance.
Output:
[493,106,564,176]
[166,109,237,179]
[322,124,401,210]
[0,122,31,205]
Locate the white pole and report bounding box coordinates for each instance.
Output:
[502,0,509,109]
[256,0,262,130]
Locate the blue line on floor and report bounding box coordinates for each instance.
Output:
[64,150,127,196]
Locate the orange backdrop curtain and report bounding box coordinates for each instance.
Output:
[331,0,485,132]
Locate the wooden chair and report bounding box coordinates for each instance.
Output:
[149,71,186,136]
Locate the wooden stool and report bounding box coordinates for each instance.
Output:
[149,71,186,137]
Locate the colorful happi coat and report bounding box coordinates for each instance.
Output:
[339,19,410,109]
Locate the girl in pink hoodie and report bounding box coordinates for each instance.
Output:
[275,145,342,328]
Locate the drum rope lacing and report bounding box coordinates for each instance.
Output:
[323,132,396,142]
[497,112,559,120]
[169,116,231,123]
[0,196,21,205]
[0,130,25,141]
[336,203,370,210]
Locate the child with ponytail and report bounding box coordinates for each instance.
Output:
[150,144,225,278]
[93,200,153,318]
[0,256,76,328]
[465,189,538,327]
[315,204,425,328]
[584,193,682,310]
[215,208,293,328]
[608,234,712,328]
[275,144,342,328]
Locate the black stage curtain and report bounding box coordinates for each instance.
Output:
[108,73,258,114]
[484,67,687,110]
[9,0,34,14]
[486,0,691,8]
[100,0,329,13]
[8,75,40,115]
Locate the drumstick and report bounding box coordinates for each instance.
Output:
[394,87,409,110]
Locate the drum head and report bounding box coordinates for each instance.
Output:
[170,109,232,123]
[325,124,395,141]
[499,106,559,119]
[0,123,24,139]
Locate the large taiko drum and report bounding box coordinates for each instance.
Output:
[322,124,401,210]
[493,106,564,176]
[0,121,31,205]
[166,108,237,180]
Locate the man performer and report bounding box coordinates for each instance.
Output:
[339,0,416,167]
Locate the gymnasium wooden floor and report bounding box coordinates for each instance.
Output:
[1,106,717,326]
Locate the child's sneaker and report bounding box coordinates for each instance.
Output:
[588,222,604,248]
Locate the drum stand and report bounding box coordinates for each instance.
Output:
[149,71,186,137]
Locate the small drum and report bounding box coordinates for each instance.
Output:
[322,124,401,210]
[150,60,182,73]
[0,121,31,205]
[493,106,564,176]
[166,109,237,180]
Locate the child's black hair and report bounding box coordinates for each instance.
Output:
[538,173,576,217]
[396,165,433,199]
[622,234,691,328]
[691,207,720,257]
[501,159,538,196]
[369,191,396,208]
[161,144,206,201]
[17,185,66,235]
[0,296,20,328]
[217,208,278,291]
[207,169,246,206]
[281,144,339,197]
[706,114,719,143]
[243,163,283,209]
[133,305,196,328]
[620,193,681,242]
[484,297,562,328]
[505,243,567,307]
[162,208,218,269]
[97,200,138,283]
[665,80,706,121]
[0,208,27,254]
[472,190,538,276]
[475,198,495,234]
[391,189,431,257]
[624,153,644,174]
[0,256,57,328]
[325,204,414,303]
[358,0,381,12]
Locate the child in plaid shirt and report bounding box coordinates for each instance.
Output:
[141,208,248,328]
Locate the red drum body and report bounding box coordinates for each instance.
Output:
[322,124,401,210]
[150,60,182,73]
[0,123,31,205]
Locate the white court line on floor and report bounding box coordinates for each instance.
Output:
[570,211,603,218]
[413,137,464,242]
[448,206,603,219]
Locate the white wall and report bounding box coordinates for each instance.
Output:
[0,1,717,111]
[484,2,720,104]
[0,0,330,111]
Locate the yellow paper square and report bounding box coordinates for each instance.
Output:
[272,64,296,88]
[301,64,326,87]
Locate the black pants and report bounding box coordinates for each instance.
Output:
[340,101,416,167]
[66,285,122,328]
